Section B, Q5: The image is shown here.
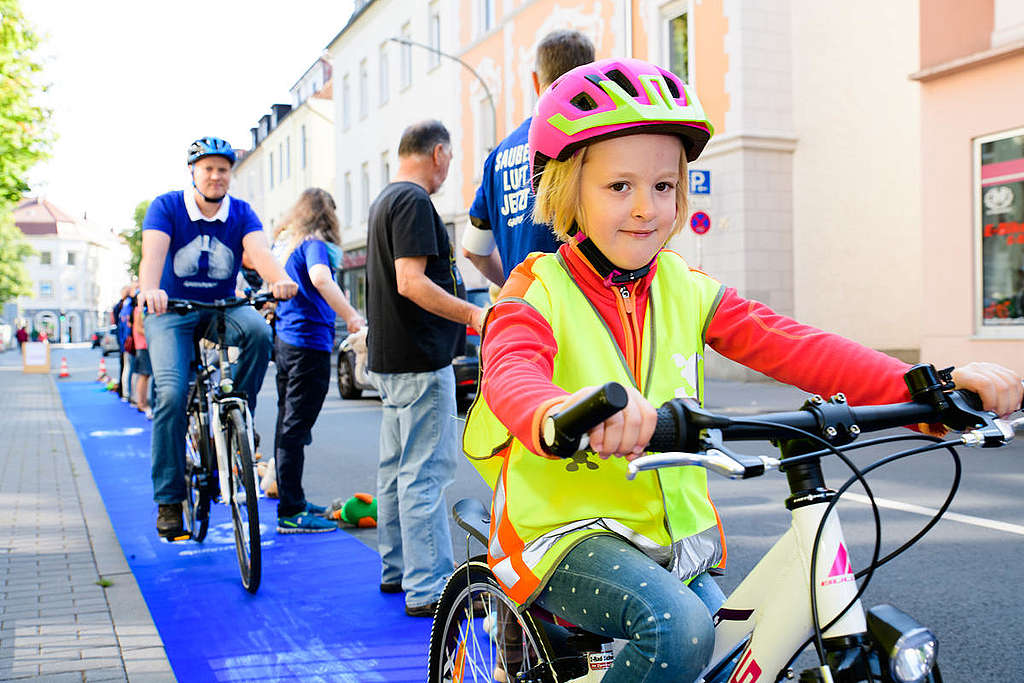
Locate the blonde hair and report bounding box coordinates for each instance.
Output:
[277,188,341,259]
[532,142,690,242]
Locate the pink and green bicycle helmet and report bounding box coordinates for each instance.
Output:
[529,57,714,189]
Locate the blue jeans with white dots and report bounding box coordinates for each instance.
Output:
[533,534,724,682]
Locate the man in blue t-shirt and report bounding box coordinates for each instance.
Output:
[463,30,595,285]
[138,136,298,539]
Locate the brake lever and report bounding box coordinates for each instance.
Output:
[701,429,771,478]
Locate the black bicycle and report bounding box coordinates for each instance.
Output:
[169,292,274,594]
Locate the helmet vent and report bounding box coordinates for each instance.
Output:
[658,70,681,99]
[570,92,598,112]
[603,69,638,97]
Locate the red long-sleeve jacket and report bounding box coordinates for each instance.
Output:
[481,241,912,454]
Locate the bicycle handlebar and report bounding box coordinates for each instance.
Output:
[165,292,276,314]
[541,364,1022,473]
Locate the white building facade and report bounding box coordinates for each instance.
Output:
[13,198,129,341]
[233,59,336,237]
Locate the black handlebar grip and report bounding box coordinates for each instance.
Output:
[648,402,686,453]
[542,382,629,457]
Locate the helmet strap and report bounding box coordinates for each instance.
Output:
[572,226,655,287]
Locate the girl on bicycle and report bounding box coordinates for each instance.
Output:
[272,188,364,534]
[463,57,1021,681]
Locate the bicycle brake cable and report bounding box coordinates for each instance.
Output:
[781,435,961,673]
[724,418,880,665]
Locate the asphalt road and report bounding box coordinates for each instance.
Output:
[47,345,1024,681]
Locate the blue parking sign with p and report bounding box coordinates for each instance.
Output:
[688,170,711,195]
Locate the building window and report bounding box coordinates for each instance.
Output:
[66,284,76,300]
[344,172,353,227]
[40,251,51,265]
[666,9,689,83]
[342,74,351,130]
[379,43,389,105]
[428,2,441,69]
[400,22,412,89]
[286,136,291,178]
[278,143,284,182]
[380,151,390,186]
[301,125,307,170]
[478,0,495,35]
[359,59,369,119]
[66,252,77,266]
[39,281,53,298]
[360,162,370,221]
[978,128,1024,328]
[269,154,275,189]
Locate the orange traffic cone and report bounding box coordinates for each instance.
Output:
[59,357,70,378]
[97,357,107,381]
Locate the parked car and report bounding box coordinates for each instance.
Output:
[333,286,491,403]
[99,325,119,356]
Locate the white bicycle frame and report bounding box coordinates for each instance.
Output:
[703,497,864,682]
[562,495,863,683]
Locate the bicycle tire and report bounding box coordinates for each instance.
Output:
[225,406,261,593]
[183,400,211,541]
[428,560,559,683]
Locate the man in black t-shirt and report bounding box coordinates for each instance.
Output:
[366,120,486,617]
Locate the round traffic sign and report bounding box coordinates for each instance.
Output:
[690,211,711,235]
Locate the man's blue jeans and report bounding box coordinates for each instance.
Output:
[533,534,725,682]
[145,306,271,504]
[369,366,458,609]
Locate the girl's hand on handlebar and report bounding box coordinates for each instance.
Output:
[270,279,299,301]
[951,362,1023,417]
[554,384,657,460]
[139,288,168,315]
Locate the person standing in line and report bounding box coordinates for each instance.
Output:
[131,289,152,419]
[138,136,297,539]
[272,188,364,534]
[116,283,136,404]
[366,120,487,616]
[462,29,595,286]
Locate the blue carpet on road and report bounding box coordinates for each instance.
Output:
[58,381,431,682]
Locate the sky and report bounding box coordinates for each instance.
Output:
[22,0,356,231]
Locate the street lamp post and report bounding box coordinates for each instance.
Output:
[388,36,497,148]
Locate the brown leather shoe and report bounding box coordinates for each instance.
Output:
[405,601,438,617]
[156,504,184,539]
[380,582,403,593]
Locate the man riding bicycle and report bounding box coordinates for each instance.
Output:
[138,136,298,539]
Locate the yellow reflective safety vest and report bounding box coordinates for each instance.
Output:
[463,250,728,606]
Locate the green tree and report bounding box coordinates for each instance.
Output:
[0,0,52,206]
[120,199,149,276]
[0,212,34,302]
[0,0,52,305]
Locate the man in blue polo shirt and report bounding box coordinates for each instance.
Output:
[462,30,594,285]
[138,136,298,539]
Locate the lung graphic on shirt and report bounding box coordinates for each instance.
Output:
[172,234,234,280]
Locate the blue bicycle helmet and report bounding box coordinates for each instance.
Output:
[187,136,237,165]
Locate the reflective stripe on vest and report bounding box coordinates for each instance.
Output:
[464,250,726,605]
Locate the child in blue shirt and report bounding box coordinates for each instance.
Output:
[273,188,364,533]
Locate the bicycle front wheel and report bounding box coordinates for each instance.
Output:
[428,560,558,683]
[225,406,261,593]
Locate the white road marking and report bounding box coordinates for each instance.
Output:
[844,492,1024,536]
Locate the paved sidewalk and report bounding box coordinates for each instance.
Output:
[0,351,174,681]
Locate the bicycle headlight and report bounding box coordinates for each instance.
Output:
[867,604,938,683]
